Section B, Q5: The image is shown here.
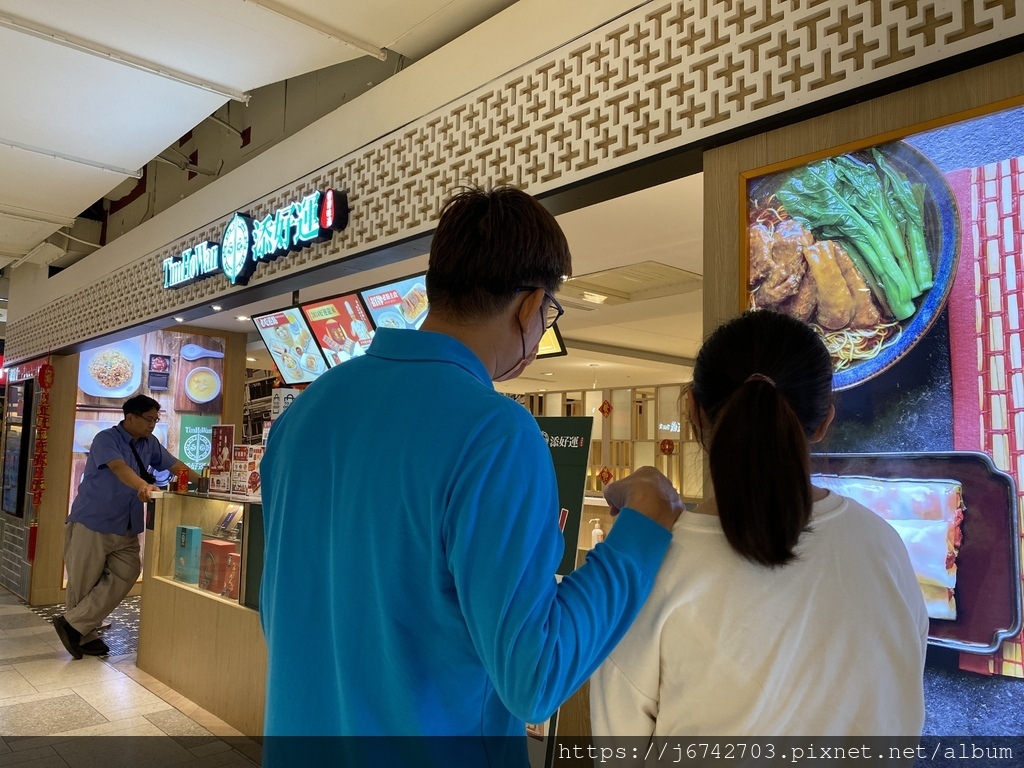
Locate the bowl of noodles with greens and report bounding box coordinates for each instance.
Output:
[747,140,960,391]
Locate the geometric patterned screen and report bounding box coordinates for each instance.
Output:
[8,0,1023,362]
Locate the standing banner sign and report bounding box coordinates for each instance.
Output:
[535,417,593,577]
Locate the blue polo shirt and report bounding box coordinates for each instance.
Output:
[260,328,671,765]
[68,423,177,535]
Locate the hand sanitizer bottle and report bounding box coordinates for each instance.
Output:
[590,518,605,548]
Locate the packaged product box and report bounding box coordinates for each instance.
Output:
[231,446,264,499]
[199,540,236,594]
[270,388,300,420]
[221,551,242,600]
[210,424,235,493]
[174,525,202,584]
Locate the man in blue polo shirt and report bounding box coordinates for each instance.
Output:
[53,394,197,659]
[260,186,683,767]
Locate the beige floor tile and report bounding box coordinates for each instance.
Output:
[0,627,58,640]
[0,745,61,766]
[69,676,165,718]
[0,606,31,617]
[102,701,173,722]
[0,617,47,634]
[0,638,55,665]
[0,692,106,737]
[0,670,36,701]
[188,740,233,758]
[0,689,72,709]
[50,724,193,768]
[12,659,121,689]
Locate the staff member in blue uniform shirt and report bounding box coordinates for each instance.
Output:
[53,394,197,659]
[260,186,683,768]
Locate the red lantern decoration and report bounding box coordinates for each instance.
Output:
[660,439,675,455]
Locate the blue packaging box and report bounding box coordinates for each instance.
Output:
[174,525,202,584]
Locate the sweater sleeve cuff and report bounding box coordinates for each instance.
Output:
[601,507,672,575]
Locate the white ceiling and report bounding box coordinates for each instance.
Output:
[0,0,516,267]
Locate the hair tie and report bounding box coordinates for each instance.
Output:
[744,373,776,387]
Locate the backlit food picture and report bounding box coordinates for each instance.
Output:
[77,340,144,398]
[747,141,959,389]
[813,474,963,620]
[360,275,430,331]
[252,309,325,385]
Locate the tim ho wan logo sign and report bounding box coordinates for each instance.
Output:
[163,189,349,289]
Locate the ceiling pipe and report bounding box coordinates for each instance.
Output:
[56,231,101,249]
[241,0,387,61]
[0,136,142,178]
[0,12,250,103]
[156,153,222,177]
[206,114,243,137]
[0,202,76,228]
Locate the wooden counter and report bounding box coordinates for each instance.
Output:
[137,492,266,736]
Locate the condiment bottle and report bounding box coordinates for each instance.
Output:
[176,468,190,493]
[198,465,211,496]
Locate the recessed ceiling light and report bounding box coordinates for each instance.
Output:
[211,304,222,311]
[539,388,547,392]
[236,315,249,321]
[542,372,554,376]
[174,316,184,322]
[246,357,256,362]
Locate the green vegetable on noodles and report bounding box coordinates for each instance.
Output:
[776,160,917,320]
[831,155,920,297]
[871,148,933,291]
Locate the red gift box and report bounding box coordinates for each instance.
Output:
[199,540,237,595]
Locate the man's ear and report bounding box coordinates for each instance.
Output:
[516,288,546,327]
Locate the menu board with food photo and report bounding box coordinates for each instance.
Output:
[252,309,325,385]
[359,274,429,331]
[744,101,1024,676]
[300,293,374,367]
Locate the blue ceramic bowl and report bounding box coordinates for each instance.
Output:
[750,140,961,391]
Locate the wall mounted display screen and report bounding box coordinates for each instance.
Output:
[300,294,375,368]
[2,379,32,517]
[536,323,567,359]
[359,274,429,331]
[252,309,326,385]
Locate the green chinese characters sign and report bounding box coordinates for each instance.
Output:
[535,417,593,576]
[179,415,218,473]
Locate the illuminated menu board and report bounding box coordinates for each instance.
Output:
[251,309,326,385]
[300,294,375,367]
[536,323,567,359]
[359,275,429,331]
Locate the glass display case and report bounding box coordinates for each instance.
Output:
[148,492,263,609]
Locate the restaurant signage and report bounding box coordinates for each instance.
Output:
[163,189,349,289]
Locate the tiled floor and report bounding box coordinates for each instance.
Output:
[0,590,261,767]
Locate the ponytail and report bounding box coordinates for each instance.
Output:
[707,377,813,566]
[694,311,833,566]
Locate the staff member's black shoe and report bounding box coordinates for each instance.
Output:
[53,615,83,660]
[80,638,110,656]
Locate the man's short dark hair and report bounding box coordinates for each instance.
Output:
[426,186,572,321]
[123,395,161,417]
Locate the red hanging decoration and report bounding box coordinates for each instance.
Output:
[27,518,38,562]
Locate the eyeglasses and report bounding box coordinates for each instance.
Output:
[136,414,160,425]
[516,287,564,329]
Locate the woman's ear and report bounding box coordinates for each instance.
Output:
[809,403,836,444]
[685,387,706,447]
